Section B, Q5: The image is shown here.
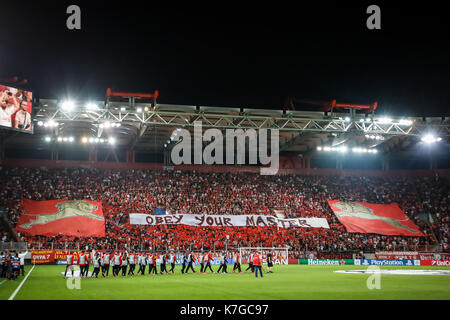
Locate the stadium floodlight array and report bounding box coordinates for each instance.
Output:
[421,134,442,144]
[317,145,377,154]
[55,136,75,143]
[376,117,393,124]
[365,134,385,140]
[82,137,116,145]
[317,146,348,153]
[37,120,59,128]
[352,147,378,154]
[61,100,75,112]
[99,121,121,128]
[399,119,413,126]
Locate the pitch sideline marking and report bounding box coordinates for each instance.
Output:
[0,280,6,286]
[8,264,35,300]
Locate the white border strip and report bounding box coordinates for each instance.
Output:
[8,264,35,300]
[0,280,6,286]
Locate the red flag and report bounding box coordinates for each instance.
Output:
[16,199,105,237]
[328,200,423,236]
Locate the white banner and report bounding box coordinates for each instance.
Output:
[129,214,329,229]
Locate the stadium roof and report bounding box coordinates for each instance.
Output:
[0,98,444,159]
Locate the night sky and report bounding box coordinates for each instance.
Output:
[1,2,449,117]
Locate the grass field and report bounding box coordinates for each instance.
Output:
[1,265,450,300]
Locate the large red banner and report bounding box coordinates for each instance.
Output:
[16,199,105,237]
[328,200,423,236]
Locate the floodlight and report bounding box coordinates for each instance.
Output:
[61,100,75,112]
[136,107,143,113]
[81,137,88,143]
[399,119,412,126]
[37,121,44,126]
[68,137,74,142]
[44,136,51,142]
[317,146,322,151]
[378,117,392,124]
[421,134,438,144]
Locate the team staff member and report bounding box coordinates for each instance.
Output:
[253,252,263,278]
[233,251,242,273]
[18,250,27,276]
[64,251,75,278]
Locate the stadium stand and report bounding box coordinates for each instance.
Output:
[0,166,448,258]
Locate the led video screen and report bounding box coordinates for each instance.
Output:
[0,84,33,132]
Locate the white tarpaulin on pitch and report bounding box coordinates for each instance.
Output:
[129,214,329,229]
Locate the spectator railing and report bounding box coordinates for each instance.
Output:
[0,241,28,251]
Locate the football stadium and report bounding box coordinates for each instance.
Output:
[0,3,450,309]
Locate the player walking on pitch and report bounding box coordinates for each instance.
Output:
[233,251,242,273]
[64,251,75,278]
[245,251,254,273]
[203,251,215,274]
[169,251,176,274]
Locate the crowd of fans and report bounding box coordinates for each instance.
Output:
[0,166,448,258]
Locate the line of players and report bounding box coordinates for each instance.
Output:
[64,250,274,278]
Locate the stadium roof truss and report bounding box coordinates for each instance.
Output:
[8,98,450,155]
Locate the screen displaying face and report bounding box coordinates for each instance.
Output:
[0,84,33,132]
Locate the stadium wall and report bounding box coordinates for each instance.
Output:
[1,158,450,177]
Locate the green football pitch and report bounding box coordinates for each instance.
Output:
[1,265,449,300]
